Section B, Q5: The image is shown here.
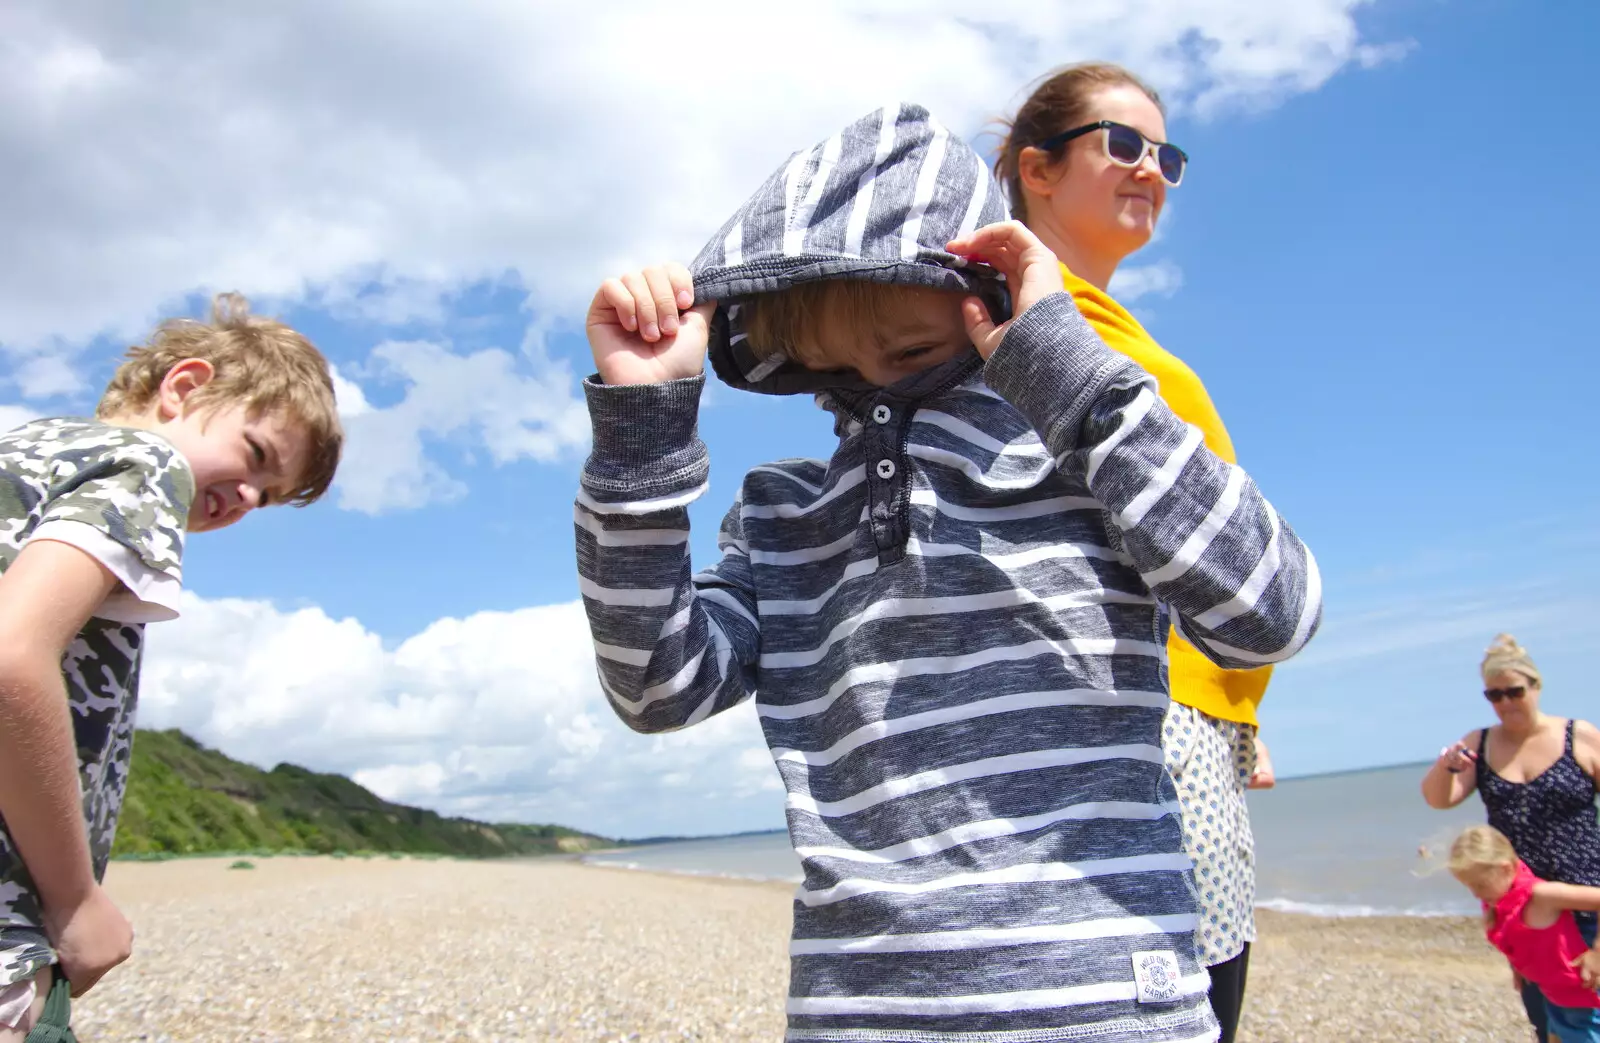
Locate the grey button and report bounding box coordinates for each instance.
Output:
[876,459,896,480]
[872,404,891,424]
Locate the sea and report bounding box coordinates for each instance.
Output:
[582,762,1511,917]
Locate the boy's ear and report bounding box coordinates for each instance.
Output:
[156,358,216,420]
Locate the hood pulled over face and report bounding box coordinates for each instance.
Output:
[691,103,1012,397]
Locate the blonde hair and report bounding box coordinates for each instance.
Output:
[1480,633,1542,687]
[993,62,1166,224]
[741,281,952,370]
[1449,825,1517,879]
[97,293,342,507]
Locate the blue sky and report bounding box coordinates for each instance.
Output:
[3,0,1595,839]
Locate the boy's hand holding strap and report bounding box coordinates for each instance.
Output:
[22,974,75,1042]
[587,261,716,386]
[946,221,1067,359]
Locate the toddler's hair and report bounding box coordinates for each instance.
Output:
[97,292,342,506]
[1449,825,1517,879]
[741,281,958,370]
[1480,632,1541,687]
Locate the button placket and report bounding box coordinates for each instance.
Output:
[860,392,912,561]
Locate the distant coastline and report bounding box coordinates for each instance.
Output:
[614,759,1446,847]
[621,827,788,846]
[1266,758,1434,785]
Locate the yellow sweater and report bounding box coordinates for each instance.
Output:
[1062,264,1271,727]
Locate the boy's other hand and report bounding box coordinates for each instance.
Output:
[946,222,1065,360]
[45,883,133,997]
[587,262,715,385]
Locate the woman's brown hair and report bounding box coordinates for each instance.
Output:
[994,62,1165,223]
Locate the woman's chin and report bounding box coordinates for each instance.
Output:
[1109,221,1155,257]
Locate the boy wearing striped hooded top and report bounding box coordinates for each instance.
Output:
[575,104,1321,1043]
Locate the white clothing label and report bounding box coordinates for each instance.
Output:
[1131,950,1182,1004]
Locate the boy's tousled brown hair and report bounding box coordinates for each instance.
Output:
[741,281,949,369]
[97,292,343,506]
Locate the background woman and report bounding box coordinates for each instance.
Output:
[995,62,1278,1043]
[1423,634,1600,1040]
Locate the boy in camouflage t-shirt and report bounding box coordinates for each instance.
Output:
[0,294,343,1039]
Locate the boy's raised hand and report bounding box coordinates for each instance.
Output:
[587,262,715,386]
[946,222,1066,360]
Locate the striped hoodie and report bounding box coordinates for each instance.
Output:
[575,103,1321,1043]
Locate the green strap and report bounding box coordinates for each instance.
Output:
[22,974,74,1043]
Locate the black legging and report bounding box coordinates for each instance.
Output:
[1207,944,1251,1043]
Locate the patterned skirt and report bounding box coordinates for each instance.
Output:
[1162,701,1259,967]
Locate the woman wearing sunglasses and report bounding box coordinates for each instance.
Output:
[993,62,1273,1043]
[1422,634,1600,1040]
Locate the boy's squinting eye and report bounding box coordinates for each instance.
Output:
[246,436,266,466]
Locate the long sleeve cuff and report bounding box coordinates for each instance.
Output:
[982,292,1145,455]
[580,374,709,505]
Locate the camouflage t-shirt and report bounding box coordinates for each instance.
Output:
[0,418,193,986]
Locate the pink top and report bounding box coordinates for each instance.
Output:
[1485,861,1600,1009]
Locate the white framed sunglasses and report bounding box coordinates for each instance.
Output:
[1034,120,1188,187]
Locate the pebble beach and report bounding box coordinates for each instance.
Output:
[75,855,1532,1042]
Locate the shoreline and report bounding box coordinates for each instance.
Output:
[579,852,1485,919]
[74,855,1529,1042]
[118,848,1481,919]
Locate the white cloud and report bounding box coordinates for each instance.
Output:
[333,330,591,514]
[1,2,1406,514]
[1356,39,1419,69]
[139,591,782,838]
[328,364,371,419]
[1,1,1405,356]
[12,355,84,399]
[351,761,449,802]
[1109,260,1185,302]
[1277,578,1597,674]
[0,405,40,433]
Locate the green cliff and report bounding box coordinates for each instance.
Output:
[114,729,614,858]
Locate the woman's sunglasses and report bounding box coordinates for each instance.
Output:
[1035,120,1188,187]
[1484,686,1527,703]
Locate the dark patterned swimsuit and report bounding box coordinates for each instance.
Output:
[1476,723,1598,1043]
[1476,719,1600,887]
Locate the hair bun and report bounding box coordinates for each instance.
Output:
[1480,632,1541,685]
[1485,632,1524,656]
